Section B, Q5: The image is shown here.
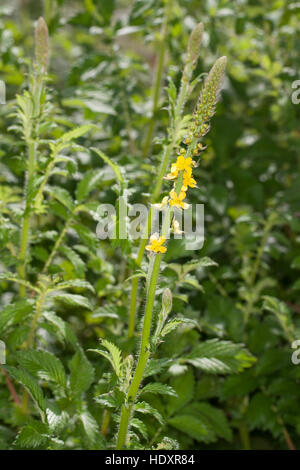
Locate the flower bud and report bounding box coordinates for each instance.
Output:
[187,22,204,64]
[162,288,172,315]
[35,17,49,72]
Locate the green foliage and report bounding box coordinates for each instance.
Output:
[0,0,299,451]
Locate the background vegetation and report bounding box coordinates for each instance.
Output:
[0,0,300,450]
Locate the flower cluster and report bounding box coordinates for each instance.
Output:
[146,56,227,253]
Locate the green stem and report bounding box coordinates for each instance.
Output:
[18,140,37,297]
[118,210,172,449]
[42,217,72,273]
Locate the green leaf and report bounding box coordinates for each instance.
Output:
[42,311,79,347]
[130,418,148,440]
[79,410,99,446]
[59,245,86,278]
[4,366,46,420]
[16,349,67,389]
[76,169,103,202]
[59,124,95,144]
[69,350,94,396]
[135,401,164,425]
[140,382,177,397]
[184,339,256,374]
[167,369,195,415]
[52,293,92,310]
[53,279,95,293]
[45,186,74,212]
[168,414,215,443]
[161,319,184,337]
[183,403,232,441]
[14,421,50,449]
[91,148,124,185]
[262,296,294,340]
[0,300,34,335]
[88,339,122,377]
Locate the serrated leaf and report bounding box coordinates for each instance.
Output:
[167,369,194,415]
[59,124,95,144]
[79,411,99,446]
[130,418,148,440]
[42,311,78,347]
[4,366,46,420]
[184,339,256,374]
[14,421,49,449]
[168,414,215,443]
[140,382,177,397]
[69,350,94,396]
[91,148,124,185]
[16,349,67,388]
[0,300,34,335]
[45,186,74,212]
[52,293,92,310]
[135,401,164,425]
[53,279,94,293]
[88,339,122,377]
[76,170,103,202]
[59,245,86,278]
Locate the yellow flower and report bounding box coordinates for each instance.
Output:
[165,156,195,180]
[169,188,189,209]
[175,155,195,171]
[182,170,197,190]
[146,233,167,254]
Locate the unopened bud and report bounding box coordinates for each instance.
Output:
[187,22,204,64]
[35,17,49,72]
[162,288,172,315]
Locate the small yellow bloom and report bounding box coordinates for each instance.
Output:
[175,156,195,171]
[146,233,167,254]
[182,171,197,190]
[169,189,189,209]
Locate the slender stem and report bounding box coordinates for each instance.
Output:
[42,217,72,273]
[18,140,37,297]
[118,210,172,449]
[22,286,47,413]
[142,5,170,159]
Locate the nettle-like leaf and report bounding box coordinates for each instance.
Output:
[88,339,122,377]
[42,311,79,347]
[4,366,46,420]
[51,292,92,310]
[76,169,104,202]
[91,148,125,186]
[134,401,164,425]
[68,350,95,396]
[262,296,294,341]
[183,339,256,374]
[0,299,34,335]
[139,383,177,398]
[14,421,50,449]
[16,349,67,389]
